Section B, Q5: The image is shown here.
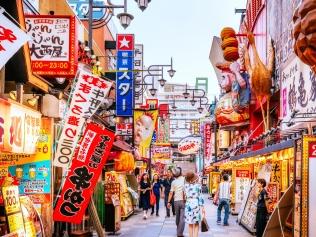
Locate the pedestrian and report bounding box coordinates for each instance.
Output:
[184,171,205,237]
[167,167,185,237]
[162,169,175,217]
[151,173,162,216]
[216,174,231,226]
[139,172,151,220]
[256,178,269,237]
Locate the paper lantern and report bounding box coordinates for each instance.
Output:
[223,47,239,62]
[220,27,236,39]
[221,37,239,49]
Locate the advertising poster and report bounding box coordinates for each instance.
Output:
[2,186,25,236]
[133,110,158,158]
[8,160,51,195]
[152,145,170,160]
[240,182,258,233]
[178,136,201,155]
[54,123,115,223]
[266,182,279,211]
[25,15,77,77]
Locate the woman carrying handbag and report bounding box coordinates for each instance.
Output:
[184,172,208,237]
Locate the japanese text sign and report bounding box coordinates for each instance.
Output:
[54,68,112,168]
[25,15,77,77]
[204,123,211,161]
[53,123,114,223]
[68,0,106,19]
[0,12,30,69]
[236,170,250,178]
[0,98,41,154]
[115,123,133,136]
[116,34,134,116]
[178,136,201,155]
[308,141,316,159]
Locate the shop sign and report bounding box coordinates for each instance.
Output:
[0,98,41,154]
[236,170,250,178]
[116,34,134,116]
[0,12,31,69]
[235,170,251,203]
[2,186,25,236]
[266,182,279,211]
[204,123,211,166]
[8,160,51,194]
[271,161,281,183]
[152,145,170,159]
[25,15,77,77]
[68,0,106,19]
[115,123,133,136]
[178,136,201,155]
[54,69,112,168]
[53,123,114,223]
[281,56,316,129]
[134,44,143,83]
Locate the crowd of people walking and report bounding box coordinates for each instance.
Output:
[138,167,269,237]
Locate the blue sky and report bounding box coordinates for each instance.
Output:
[113,0,247,96]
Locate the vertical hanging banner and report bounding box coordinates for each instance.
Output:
[54,68,112,168]
[134,110,158,158]
[116,34,134,116]
[53,123,115,223]
[204,122,212,168]
[0,12,31,69]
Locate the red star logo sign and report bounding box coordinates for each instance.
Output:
[116,34,134,51]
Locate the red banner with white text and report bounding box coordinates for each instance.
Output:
[53,123,114,223]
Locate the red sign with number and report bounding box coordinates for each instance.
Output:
[309,141,316,159]
[53,123,114,223]
[236,170,250,178]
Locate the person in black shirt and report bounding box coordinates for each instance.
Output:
[162,169,175,217]
[256,178,269,237]
[139,173,151,219]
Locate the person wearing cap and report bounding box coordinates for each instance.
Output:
[167,167,185,237]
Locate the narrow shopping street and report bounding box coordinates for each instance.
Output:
[118,195,252,237]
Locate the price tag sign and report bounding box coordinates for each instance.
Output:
[2,186,21,214]
[7,213,24,234]
[308,141,316,159]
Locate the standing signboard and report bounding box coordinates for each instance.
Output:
[204,123,211,168]
[53,123,115,223]
[116,34,134,116]
[25,15,77,77]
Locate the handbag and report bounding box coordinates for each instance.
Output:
[150,191,156,206]
[201,217,209,232]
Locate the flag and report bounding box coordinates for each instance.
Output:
[0,12,30,69]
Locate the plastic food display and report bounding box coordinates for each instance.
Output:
[221,27,239,62]
[293,0,316,72]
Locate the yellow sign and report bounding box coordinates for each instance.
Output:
[0,166,8,177]
[7,212,25,235]
[2,186,21,214]
[134,109,158,158]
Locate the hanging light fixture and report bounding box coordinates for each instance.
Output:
[167,57,176,77]
[117,12,134,29]
[197,107,203,114]
[27,95,39,107]
[149,87,157,96]
[190,99,196,106]
[158,78,166,87]
[135,0,151,11]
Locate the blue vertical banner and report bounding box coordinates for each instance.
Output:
[116,34,134,116]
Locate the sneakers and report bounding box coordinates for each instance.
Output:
[216,220,221,225]
[143,215,147,220]
[223,223,229,226]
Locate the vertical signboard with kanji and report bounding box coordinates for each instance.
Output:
[116,34,134,116]
[53,123,115,223]
[204,123,211,168]
[54,69,112,168]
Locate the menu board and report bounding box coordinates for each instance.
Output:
[266,182,280,212]
[240,182,258,233]
[235,170,251,203]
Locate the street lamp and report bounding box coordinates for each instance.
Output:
[117,12,134,29]
[190,99,197,106]
[197,106,204,114]
[167,58,176,78]
[88,0,151,48]
[149,87,157,96]
[158,78,166,87]
[135,0,151,11]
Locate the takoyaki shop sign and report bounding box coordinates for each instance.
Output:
[178,136,201,155]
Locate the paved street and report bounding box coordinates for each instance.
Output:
[117,195,252,237]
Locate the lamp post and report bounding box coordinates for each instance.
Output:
[135,58,175,103]
[88,0,151,49]
[181,85,210,114]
